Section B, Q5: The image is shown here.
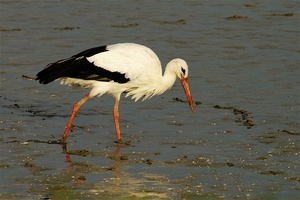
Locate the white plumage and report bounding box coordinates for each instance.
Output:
[36,43,194,143]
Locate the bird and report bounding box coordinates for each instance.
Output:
[36,43,194,144]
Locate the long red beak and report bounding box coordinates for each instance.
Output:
[180,77,194,113]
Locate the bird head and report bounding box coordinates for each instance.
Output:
[169,58,194,113]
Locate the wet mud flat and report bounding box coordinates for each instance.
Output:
[1,0,300,199]
[1,95,299,199]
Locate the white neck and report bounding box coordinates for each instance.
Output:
[125,61,178,101]
[156,64,177,95]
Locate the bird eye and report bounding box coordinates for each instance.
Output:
[181,67,186,75]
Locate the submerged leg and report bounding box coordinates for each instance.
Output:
[113,96,122,143]
[61,94,91,143]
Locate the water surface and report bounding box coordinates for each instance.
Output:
[1,1,299,199]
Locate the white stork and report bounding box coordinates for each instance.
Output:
[36,43,194,143]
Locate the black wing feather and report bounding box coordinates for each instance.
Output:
[36,45,130,84]
[73,45,108,58]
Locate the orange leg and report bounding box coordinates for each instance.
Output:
[113,97,122,143]
[61,94,91,143]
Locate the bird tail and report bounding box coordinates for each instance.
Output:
[36,57,76,84]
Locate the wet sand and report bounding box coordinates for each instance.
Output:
[1,1,299,199]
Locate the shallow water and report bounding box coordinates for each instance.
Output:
[1,1,299,199]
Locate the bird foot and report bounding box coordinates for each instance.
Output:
[59,138,68,144]
[114,139,123,144]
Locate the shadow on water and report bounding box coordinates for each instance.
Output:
[33,141,176,199]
